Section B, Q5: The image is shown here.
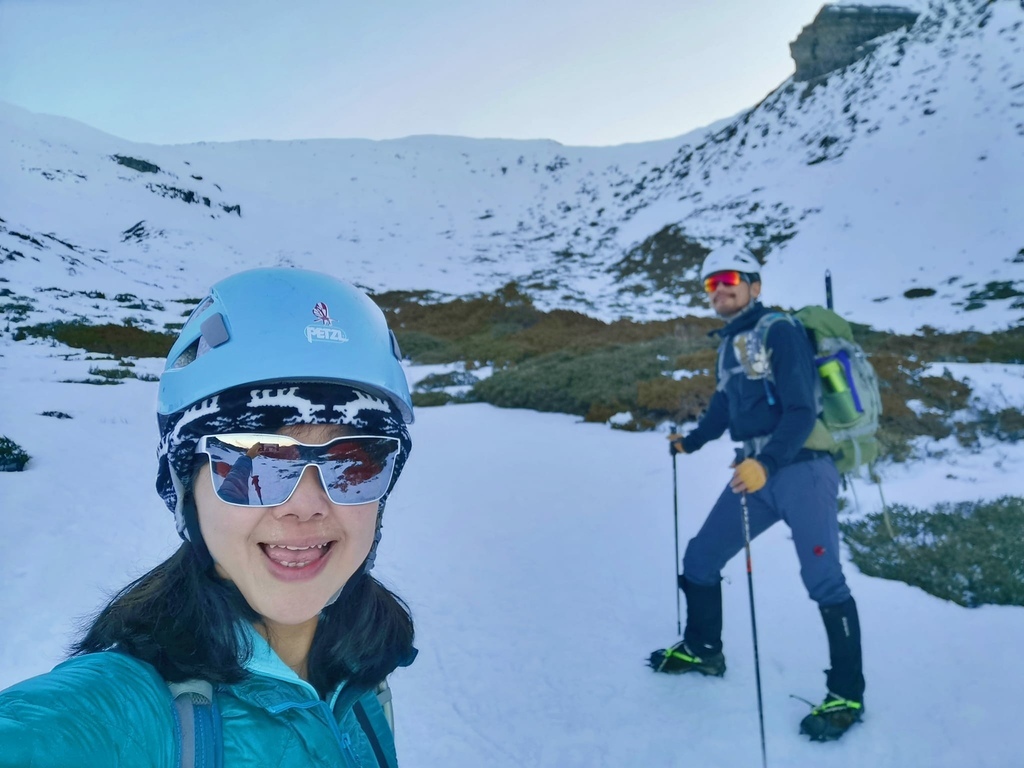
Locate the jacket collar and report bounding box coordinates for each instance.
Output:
[224,622,326,708]
[243,624,315,686]
[228,622,372,714]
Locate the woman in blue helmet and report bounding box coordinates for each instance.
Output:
[0,268,416,767]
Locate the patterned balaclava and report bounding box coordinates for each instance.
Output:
[156,382,411,574]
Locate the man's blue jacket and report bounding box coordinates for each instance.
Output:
[681,301,823,476]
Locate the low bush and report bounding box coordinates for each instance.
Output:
[83,366,160,383]
[857,324,1024,364]
[394,331,457,363]
[40,411,72,419]
[18,320,175,358]
[473,339,688,419]
[870,352,976,462]
[415,371,479,391]
[375,286,1023,462]
[411,391,453,407]
[991,408,1024,441]
[636,375,715,423]
[841,496,1024,607]
[384,282,719,367]
[62,377,123,386]
[0,436,30,472]
[673,348,717,374]
[0,302,34,322]
[88,366,135,380]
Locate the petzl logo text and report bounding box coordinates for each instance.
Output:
[305,325,349,343]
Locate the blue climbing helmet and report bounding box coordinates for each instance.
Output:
[158,267,413,423]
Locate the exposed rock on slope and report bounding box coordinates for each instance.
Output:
[790,4,920,82]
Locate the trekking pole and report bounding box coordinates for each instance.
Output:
[737,451,768,768]
[670,423,682,636]
[825,269,834,310]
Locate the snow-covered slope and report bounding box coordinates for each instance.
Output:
[1,0,1022,334]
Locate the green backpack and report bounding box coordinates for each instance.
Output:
[754,306,883,474]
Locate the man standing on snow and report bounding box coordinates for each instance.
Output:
[649,247,866,742]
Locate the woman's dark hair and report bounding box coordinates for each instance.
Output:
[72,541,415,698]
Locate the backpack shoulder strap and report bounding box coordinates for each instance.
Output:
[375,679,394,733]
[332,680,397,768]
[714,336,734,392]
[168,679,221,768]
[756,310,814,381]
[754,310,799,346]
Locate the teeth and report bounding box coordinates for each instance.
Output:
[266,543,329,550]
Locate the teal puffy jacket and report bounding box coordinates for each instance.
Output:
[0,629,399,767]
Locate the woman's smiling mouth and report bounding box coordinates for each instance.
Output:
[259,541,336,578]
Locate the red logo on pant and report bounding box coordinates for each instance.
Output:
[813,545,826,556]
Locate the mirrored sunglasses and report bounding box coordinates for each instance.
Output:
[195,433,400,507]
[703,270,745,293]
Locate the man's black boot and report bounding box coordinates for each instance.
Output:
[800,597,866,741]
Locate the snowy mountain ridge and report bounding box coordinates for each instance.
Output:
[1,0,1022,336]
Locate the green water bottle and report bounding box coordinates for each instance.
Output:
[819,359,848,393]
[819,359,859,424]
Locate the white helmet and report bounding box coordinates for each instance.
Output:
[700,247,762,281]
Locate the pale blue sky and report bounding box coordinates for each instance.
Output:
[2,0,843,146]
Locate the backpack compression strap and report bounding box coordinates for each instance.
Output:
[168,680,221,768]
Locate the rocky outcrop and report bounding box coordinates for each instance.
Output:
[112,154,160,173]
[790,4,919,82]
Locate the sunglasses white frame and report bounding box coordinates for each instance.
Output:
[194,432,400,507]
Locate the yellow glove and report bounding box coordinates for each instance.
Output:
[668,433,686,456]
[730,458,767,494]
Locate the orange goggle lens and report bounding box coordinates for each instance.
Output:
[703,270,744,293]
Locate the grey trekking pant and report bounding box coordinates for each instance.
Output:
[682,455,851,607]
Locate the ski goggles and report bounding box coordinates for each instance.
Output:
[703,270,746,293]
[195,433,401,507]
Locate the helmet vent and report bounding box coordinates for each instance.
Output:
[389,329,403,361]
[170,339,200,369]
[181,296,215,331]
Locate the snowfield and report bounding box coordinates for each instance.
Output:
[2,339,1022,767]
